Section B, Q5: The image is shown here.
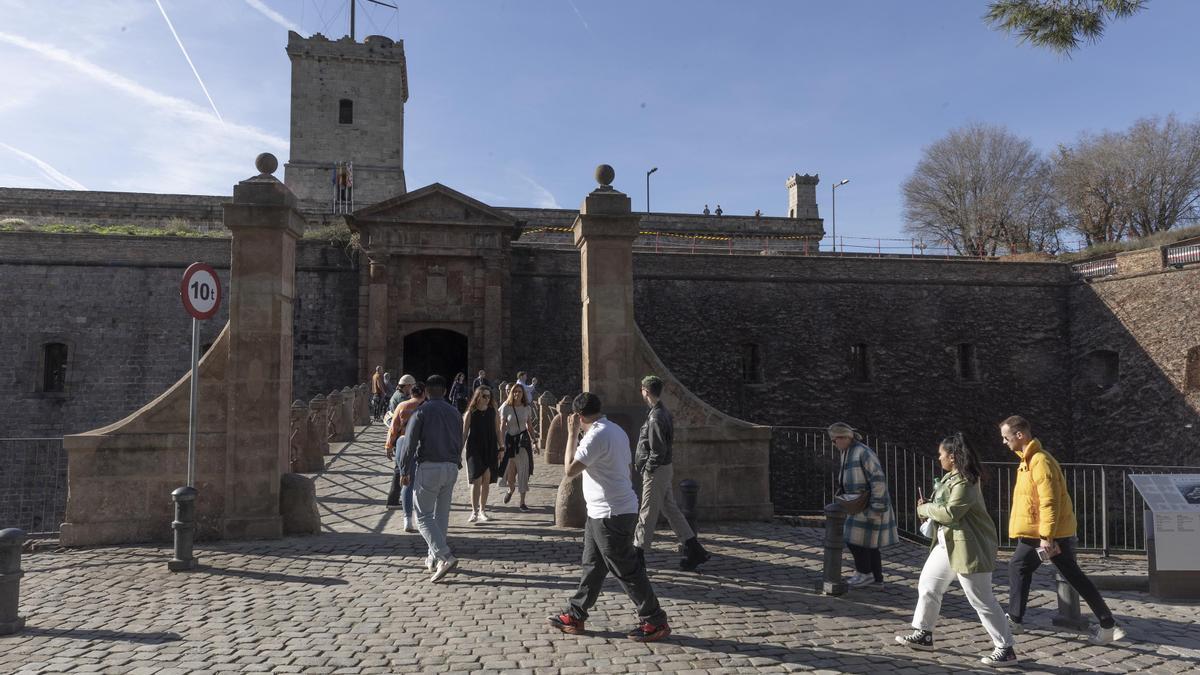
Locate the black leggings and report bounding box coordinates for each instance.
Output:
[1008,537,1114,628]
[846,543,883,582]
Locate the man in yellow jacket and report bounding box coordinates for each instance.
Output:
[1001,415,1126,645]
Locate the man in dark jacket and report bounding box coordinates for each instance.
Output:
[634,375,711,570]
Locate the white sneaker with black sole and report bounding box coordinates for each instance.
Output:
[894,629,934,650]
[980,645,1019,667]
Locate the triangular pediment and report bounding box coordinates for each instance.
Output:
[349,183,517,228]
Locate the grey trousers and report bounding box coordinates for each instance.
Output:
[634,464,694,551]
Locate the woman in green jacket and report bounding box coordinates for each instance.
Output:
[895,433,1017,667]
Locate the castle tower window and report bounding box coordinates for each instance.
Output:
[741,343,763,383]
[850,343,870,382]
[956,343,979,382]
[1082,349,1120,391]
[43,343,68,392]
[1186,346,1200,392]
[338,98,353,124]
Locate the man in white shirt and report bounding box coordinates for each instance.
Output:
[547,392,671,642]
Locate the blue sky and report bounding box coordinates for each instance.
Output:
[2,1,1199,250]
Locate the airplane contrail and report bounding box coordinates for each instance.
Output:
[0,30,286,150]
[0,142,88,190]
[244,0,301,33]
[153,0,223,122]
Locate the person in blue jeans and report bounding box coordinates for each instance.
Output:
[399,375,464,583]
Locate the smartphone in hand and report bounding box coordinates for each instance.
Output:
[1036,547,1052,562]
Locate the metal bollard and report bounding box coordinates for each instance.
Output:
[678,479,700,535]
[168,486,200,572]
[1051,572,1090,631]
[0,528,26,635]
[820,502,848,596]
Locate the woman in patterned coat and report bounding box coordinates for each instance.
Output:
[830,422,898,586]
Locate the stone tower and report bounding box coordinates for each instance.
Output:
[284,31,408,215]
[786,173,819,219]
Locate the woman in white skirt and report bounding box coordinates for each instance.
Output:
[895,433,1017,667]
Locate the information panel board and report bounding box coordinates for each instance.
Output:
[1129,474,1200,572]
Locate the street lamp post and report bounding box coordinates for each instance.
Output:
[831,178,849,253]
[646,167,658,213]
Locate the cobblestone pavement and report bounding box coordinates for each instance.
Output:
[4,424,1198,674]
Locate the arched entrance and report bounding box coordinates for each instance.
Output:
[402,329,468,383]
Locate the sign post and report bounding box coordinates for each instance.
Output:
[170,262,221,572]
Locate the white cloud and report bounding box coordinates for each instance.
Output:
[0,142,88,190]
[244,0,301,33]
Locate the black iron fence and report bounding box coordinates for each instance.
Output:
[771,427,1197,554]
[0,437,66,537]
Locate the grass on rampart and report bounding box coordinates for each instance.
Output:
[0,218,356,243]
[1057,224,1200,262]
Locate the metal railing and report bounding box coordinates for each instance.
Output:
[770,427,1197,554]
[1070,258,1118,279]
[0,437,66,537]
[1166,242,1200,267]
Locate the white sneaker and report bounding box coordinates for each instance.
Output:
[431,556,459,582]
[424,555,435,573]
[467,511,477,523]
[1088,624,1127,645]
[477,511,490,522]
[846,572,873,587]
[402,516,416,533]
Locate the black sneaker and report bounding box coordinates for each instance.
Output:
[980,645,1018,667]
[520,503,530,512]
[894,629,934,650]
[547,613,585,635]
[627,621,671,642]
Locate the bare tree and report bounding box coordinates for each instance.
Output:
[1054,115,1200,243]
[903,124,1061,256]
[986,0,1147,54]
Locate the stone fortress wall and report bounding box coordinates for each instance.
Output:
[0,232,358,439]
[0,187,229,231]
[4,229,1197,468]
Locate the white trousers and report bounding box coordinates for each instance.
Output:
[913,541,1013,649]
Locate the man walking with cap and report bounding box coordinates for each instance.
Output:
[400,375,463,582]
[548,392,671,642]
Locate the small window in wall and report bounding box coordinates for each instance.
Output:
[956,343,979,382]
[850,343,870,382]
[43,343,68,392]
[1082,349,1120,391]
[338,98,353,124]
[1186,346,1200,392]
[741,343,763,383]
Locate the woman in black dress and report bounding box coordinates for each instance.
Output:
[461,385,502,523]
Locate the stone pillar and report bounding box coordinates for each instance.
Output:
[326,389,344,441]
[221,153,304,540]
[289,400,307,472]
[340,387,356,436]
[355,384,370,425]
[306,394,331,460]
[544,396,571,464]
[572,164,644,435]
[536,391,556,448]
[366,258,389,382]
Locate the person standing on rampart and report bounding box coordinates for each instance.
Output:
[548,392,671,642]
[400,375,464,582]
[633,375,710,570]
[1000,415,1126,644]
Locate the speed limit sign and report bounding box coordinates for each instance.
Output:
[180,262,222,320]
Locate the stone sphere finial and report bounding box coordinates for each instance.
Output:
[255,153,279,176]
[595,164,615,187]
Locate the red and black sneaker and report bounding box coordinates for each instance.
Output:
[627,621,671,642]
[547,613,585,635]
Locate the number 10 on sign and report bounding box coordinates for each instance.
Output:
[180,263,222,487]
